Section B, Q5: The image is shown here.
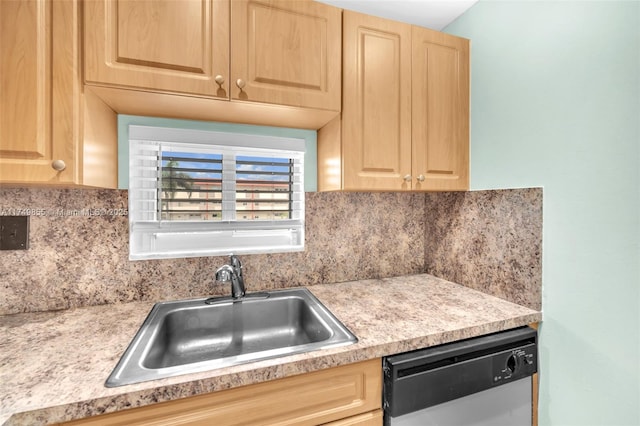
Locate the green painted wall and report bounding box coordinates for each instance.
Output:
[445,1,640,424]
[117,115,318,192]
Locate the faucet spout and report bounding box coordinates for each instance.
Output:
[214,255,246,299]
[229,255,246,298]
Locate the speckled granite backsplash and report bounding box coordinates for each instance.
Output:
[0,188,542,315]
[425,189,542,311]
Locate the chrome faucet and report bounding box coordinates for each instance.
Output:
[215,254,246,299]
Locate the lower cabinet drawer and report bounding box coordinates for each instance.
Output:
[63,359,382,426]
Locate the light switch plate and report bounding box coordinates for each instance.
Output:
[0,216,29,250]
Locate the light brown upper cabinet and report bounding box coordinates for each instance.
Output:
[318,11,469,191]
[84,0,341,112]
[231,0,341,110]
[0,0,117,187]
[336,11,412,191]
[84,0,229,99]
[411,26,469,191]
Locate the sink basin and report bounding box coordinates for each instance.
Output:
[106,288,357,387]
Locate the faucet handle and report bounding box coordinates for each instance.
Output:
[215,265,233,283]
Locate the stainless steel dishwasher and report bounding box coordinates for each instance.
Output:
[383,326,538,426]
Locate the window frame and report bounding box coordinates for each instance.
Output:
[128,125,305,261]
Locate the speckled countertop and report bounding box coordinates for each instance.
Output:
[0,274,542,425]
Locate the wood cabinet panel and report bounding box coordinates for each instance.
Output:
[324,409,383,426]
[341,11,412,190]
[411,26,469,191]
[1,0,117,187]
[89,84,339,130]
[84,0,229,98]
[0,0,53,169]
[116,1,206,72]
[64,359,382,426]
[231,0,341,110]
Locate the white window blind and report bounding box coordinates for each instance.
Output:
[128,125,305,260]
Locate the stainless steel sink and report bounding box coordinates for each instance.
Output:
[106,288,357,387]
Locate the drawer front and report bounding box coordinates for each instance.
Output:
[64,359,382,425]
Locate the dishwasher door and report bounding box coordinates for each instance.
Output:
[383,327,538,426]
[388,376,531,426]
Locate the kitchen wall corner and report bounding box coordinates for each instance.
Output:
[424,188,543,310]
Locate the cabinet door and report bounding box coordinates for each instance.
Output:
[341,11,412,190]
[231,0,341,111]
[84,0,229,98]
[1,0,117,187]
[411,27,469,191]
[0,0,73,183]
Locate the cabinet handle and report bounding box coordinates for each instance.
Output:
[403,174,412,182]
[417,174,426,182]
[214,75,225,86]
[51,160,66,171]
[236,79,246,90]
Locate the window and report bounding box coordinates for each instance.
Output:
[128,125,304,260]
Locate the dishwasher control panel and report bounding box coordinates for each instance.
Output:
[491,342,538,384]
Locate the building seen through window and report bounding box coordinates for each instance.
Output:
[160,154,293,221]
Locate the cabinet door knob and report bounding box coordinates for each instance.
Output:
[236,79,246,90]
[417,174,426,182]
[403,174,412,182]
[51,160,66,171]
[214,75,225,86]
